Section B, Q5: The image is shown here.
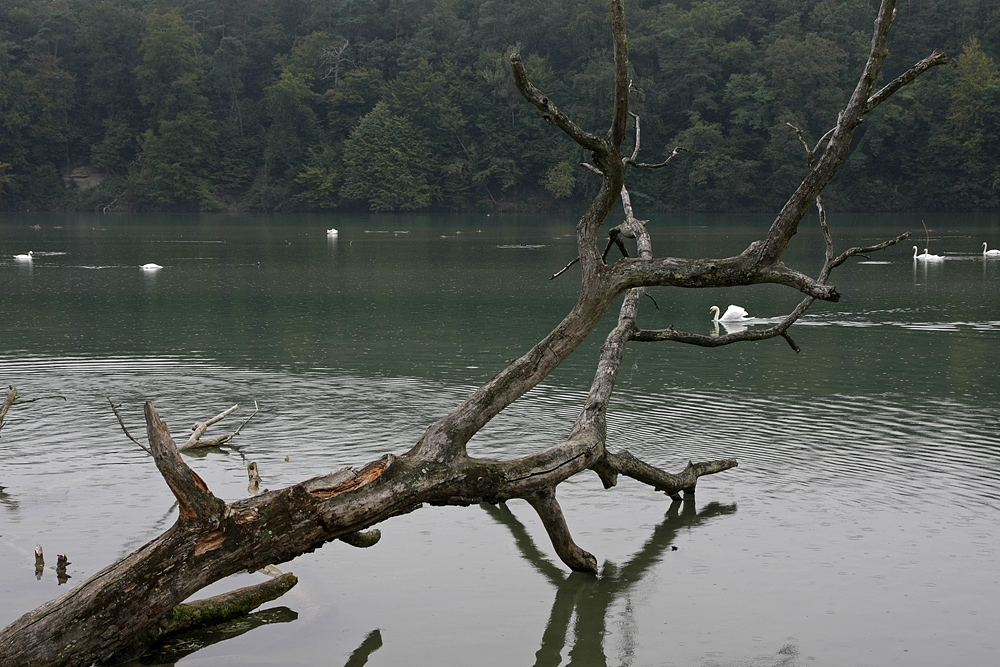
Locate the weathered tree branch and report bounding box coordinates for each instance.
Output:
[864,49,949,114]
[146,402,228,523]
[508,53,605,154]
[524,488,598,573]
[755,0,945,268]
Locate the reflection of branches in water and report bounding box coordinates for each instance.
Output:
[118,501,179,558]
[131,616,381,667]
[483,498,737,667]
[344,629,383,667]
[180,442,249,465]
[131,606,298,665]
[0,485,19,512]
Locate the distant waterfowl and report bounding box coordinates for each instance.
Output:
[327,228,338,236]
[912,246,943,261]
[140,263,163,271]
[710,305,751,322]
[15,251,33,261]
[983,242,1000,257]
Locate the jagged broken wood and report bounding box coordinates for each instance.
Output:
[0,2,947,665]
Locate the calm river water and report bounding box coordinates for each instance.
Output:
[1,211,999,666]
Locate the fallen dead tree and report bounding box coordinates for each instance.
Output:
[0,2,945,664]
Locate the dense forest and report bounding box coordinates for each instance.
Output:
[0,0,997,213]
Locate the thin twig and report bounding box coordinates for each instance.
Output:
[550,256,580,280]
[11,395,66,405]
[625,145,696,169]
[108,397,152,455]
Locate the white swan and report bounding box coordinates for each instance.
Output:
[912,246,943,261]
[983,242,1000,257]
[141,263,163,271]
[15,251,33,261]
[327,228,338,236]
[710,305,751,322]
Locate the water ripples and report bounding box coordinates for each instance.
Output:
[607,384,1000,511]
[3,352,997,514]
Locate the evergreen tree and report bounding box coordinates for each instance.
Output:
[134,10,219,209]
[341,101,434,211]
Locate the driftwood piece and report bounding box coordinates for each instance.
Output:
[0,2,946,665]
[180,401,259,450]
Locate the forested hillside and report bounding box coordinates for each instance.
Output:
[1,0,997,213]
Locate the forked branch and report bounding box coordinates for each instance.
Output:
[179,401,260,450]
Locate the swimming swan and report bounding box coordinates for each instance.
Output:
[983,242,1000,257]
[15,251,33,261]
[141,263,163,270]
[912,246,943,261]
[327,228,338,236]
[710,305,751,322]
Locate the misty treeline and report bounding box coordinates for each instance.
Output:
[0,0,996,213]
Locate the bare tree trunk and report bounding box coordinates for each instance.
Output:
[0,2,946,665]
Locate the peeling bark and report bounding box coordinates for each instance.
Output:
[0,2,946,665]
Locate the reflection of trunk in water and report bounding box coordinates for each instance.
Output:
[117,500,180,558]
[343,629,384,667]
[136,619,381,667]
[483,498,737,666]
[130,606,299,665]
